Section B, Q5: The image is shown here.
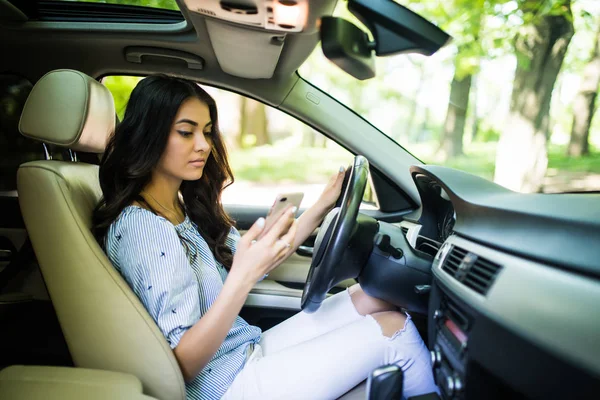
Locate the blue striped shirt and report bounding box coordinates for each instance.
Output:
[105,205,261,400]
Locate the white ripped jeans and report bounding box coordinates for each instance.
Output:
[222,289,438,400]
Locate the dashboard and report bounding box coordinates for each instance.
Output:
[402,165,600,400]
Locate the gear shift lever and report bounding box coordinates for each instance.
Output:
[366,364,403,400]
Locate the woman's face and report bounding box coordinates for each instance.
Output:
[155,97,213,182]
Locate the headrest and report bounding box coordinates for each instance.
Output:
[19,69,115,153]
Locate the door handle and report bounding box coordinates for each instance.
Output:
[125,46,204,70]
[296,246,313,257]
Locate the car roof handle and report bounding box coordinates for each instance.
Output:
[125,46,204,70]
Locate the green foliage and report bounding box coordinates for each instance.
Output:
[563,1,600,72]
[404,0,521,77]
[547,144,600,172]
[102,76,142,120]
[68,0,179,10]
[473,126,501,142]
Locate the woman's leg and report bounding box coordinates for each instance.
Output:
[260,283,396,355]
[260,284,396,355]
[348,283,397,316]
[260,284,395,356]
[260,286,363,356]
[224,310,436,400]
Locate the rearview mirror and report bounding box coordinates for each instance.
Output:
[320,17,376,81]
[319,0,451,80]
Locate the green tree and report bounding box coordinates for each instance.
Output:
[409,0,513,159]
[494,0,574,192]
[436,0,485,159]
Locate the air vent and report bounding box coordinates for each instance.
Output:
[416,236,442,257]
[444,296,471,332]
[400,226,409,236]
[441,246,502,296]
[441,246,468,275]
[465,256,502,295]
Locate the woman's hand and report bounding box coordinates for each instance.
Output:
[230,206,298,285]
[175,209,296,382]
[317,166,346,215]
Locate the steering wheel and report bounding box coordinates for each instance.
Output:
[301,155,370,313]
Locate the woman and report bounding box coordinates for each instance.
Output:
[93,75,437,400]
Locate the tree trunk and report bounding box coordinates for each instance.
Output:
[239,97,270,147]
[470,75,480,141]
[439,72,472,160]
[439,2,483,160]
[238,96,248,148]
[494,2,574,192]
[567,23,600,157]
[251,101,269,146]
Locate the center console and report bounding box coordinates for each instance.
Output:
[428,285,474,399]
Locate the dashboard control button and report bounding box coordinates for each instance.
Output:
[454,376,463,393]
[444,375,456,396]
[415,284,431,294]
[443,375,464,396]
[430,348,442,367]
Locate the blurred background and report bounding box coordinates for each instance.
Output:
[98,0,600,206]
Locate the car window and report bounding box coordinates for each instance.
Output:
[102,76,377,209]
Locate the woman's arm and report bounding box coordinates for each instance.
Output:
[173,274,253,382]
[292,202,330,250]
[279,167,346,260]
[173,209,297,382]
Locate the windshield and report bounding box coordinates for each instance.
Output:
[300,0,600,194]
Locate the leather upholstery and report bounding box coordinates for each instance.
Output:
[19,69,114,153]
[17,70,185,400]
[0,365,157,400]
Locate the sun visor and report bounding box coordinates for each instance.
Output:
[205,18,286,79]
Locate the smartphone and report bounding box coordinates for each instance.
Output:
[261,192,304,236]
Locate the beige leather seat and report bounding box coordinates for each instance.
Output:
[0,365,155,400]
[16,69,367,400]
[17,69,185,400]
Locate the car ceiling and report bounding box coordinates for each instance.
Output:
[0,0,338,106]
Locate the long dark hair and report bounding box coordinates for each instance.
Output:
[93,74,236,269]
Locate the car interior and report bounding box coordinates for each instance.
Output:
[0,0,599,399]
